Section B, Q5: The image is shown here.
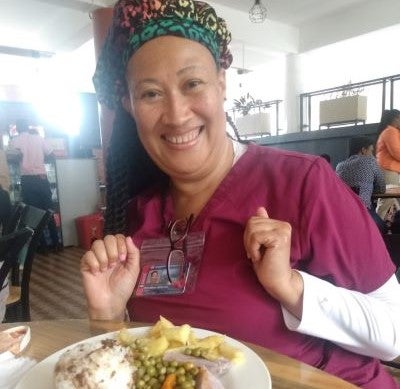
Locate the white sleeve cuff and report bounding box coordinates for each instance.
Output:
[282,271,400,360]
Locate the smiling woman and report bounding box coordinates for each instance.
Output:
[79,1,400,389]
[122,36,229,184]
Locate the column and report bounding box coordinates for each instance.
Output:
[285,53,302,133]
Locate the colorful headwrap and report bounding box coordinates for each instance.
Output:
[93,0,233,109]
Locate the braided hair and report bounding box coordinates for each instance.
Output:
[104,105,168,234]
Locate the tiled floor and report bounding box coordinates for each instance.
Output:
[28,246,400,383]
[30,246,88,320]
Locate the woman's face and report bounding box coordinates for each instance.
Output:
[123,36,228,181]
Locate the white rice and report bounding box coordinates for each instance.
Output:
[54,339,136,389]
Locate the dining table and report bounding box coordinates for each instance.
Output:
[0,319,359,389]
[371,186,400,200]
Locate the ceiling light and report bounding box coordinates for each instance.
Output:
[249,0,267,23]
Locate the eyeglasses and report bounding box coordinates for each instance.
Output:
[166,214,194,286]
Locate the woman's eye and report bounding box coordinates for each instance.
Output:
[137,90,161,101]
[187,80,203,89]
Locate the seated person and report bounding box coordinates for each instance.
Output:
[336,136,386,231]
[81,1,400,388]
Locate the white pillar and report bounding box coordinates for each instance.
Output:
[285,53,302,133]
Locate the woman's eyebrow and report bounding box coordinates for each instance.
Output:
[177,64,207,76]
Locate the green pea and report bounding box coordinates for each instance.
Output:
[176,367,186,376]
[143,374,151,382]
[147,366,156,377]
[181,382,193,389]
[166,366,176,374]
[183,362,194,370]
[177,375,187,384]
[158,374,166,383]
[190,367,199,376]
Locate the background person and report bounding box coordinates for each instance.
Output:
[0,136,11,234]
[81,1,400,388]
[336,136,386,232]
[7,119,60,252]
[376,109,400,220]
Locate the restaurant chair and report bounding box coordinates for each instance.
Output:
[0,227,34,322]
[0,227,34,291]
[4,205,52,322]
[2,202,26,236]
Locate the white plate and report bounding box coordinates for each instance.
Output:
[16,326,271,389]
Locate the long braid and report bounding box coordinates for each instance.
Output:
[104,106,168,234]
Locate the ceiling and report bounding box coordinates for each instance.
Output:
[0,0,370,55]
[212,0,367,27]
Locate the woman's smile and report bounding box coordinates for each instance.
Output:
[162,126,204,146]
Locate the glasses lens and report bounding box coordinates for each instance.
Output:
[167,249,185,283]
[170,218,188,243]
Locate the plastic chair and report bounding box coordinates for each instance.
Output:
[2,202,26,236]
[4,205,52,322]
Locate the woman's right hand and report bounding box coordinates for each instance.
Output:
[80,234,140,321]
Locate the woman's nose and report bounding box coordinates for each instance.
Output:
[161,92,191,126]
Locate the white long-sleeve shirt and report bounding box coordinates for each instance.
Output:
[283,271,400,361]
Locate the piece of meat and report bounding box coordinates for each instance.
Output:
[163,350,231,376]
[196,367,225,389]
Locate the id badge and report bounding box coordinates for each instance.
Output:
[134,231,205,297]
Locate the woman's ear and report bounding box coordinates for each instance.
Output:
[217,69,227,101]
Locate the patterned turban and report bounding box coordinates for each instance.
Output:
[93,0,233,109]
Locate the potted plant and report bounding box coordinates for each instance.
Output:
[232,93,271,137]
[319,81,367,127]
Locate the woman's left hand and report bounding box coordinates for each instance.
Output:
[244,207,304,318]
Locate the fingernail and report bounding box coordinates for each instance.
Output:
[119,253,127,262]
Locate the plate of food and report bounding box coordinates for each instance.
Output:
[16,317,271,389]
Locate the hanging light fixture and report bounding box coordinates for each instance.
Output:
[249,0,267,23]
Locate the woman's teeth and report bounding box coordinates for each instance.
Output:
[166,128,201,144]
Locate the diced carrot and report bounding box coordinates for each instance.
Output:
[161,373,177,389]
